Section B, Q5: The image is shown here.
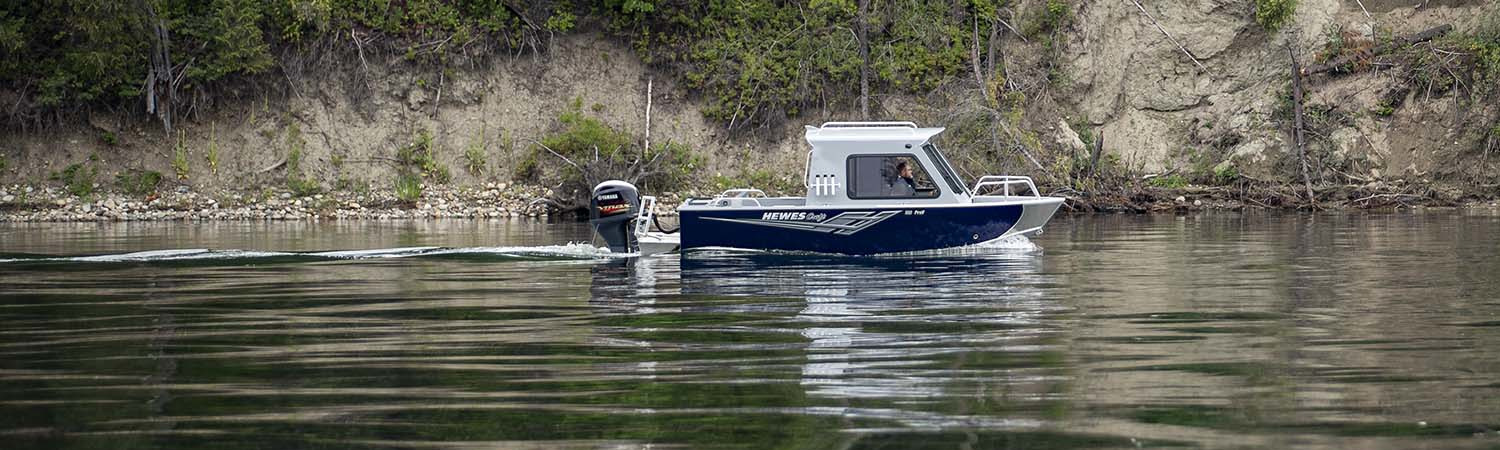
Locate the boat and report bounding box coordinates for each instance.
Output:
[589,121,1065,255]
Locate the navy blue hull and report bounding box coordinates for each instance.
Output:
[679,203,1023,255]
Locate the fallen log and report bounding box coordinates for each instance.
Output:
[1302,24,1453,76]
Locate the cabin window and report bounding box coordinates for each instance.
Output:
[845,155,940,199]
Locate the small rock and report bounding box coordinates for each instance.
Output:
[1,195,12,202]
[1174,196,1186,203]
[1193,199,1202,207]
[280,192,292,199]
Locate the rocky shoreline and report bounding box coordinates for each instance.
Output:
[2,182,1496,223]
[0,183,687,222]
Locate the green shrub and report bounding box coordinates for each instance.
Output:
[115,169,162,195]
[1373,101,1394,117]
[534,100,698,207]
[538,100,697,190]
[52,163,96,197]
[464,132,487,176]
[335,177,369,194]
[206,122,220,175]
[287,176,321,197]
[394,171,423,204]
[1455,10,1500,90]
[1148,174,1188,188]
[544,7,575,32]
[172,131,190,180]
[1024,0,1072,37]
[1255,0,1297,33]
[1213,164,1240,185]
[513,149,539,180]
[397,128,451,184]
[539,98,635,160]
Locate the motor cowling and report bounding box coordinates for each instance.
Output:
[589,180,640,253]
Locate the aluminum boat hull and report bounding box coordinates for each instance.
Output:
[678,197,1062,255]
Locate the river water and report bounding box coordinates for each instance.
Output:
[1,211,1498,449]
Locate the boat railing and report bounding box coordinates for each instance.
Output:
[704,189,766,207]
[971,176,1040,198]
[717,188,768,198]
[819,121,919,129]
[635,195,657,237]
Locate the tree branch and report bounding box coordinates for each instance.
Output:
[1129,0,1208,72]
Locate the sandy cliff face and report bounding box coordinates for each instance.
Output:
[1062,0,1495,181]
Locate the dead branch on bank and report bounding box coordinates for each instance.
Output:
[1302,24,1453,77]
[528,138,676,212]
[1289,47,1317,203]
[1129,0,1208,72]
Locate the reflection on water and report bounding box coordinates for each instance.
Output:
[2,212,1499,448]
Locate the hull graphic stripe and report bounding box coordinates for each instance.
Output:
[700,210,901,235]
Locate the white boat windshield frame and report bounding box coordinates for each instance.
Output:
[921,143,971,197]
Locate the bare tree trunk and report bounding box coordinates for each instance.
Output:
[1090,129,1104,178]
[857,0,870,120]
[971,18,1001,160]
[432,69,443,117]
[1289,47,1316,202]
[644,77,652,155]
[142,0,174,133]
[986,17,999,81]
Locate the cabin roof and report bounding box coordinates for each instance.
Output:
[804,122,945,146]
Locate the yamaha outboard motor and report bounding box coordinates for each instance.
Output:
[589,180,640,253]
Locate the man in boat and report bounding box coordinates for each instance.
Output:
[890,161,918,196]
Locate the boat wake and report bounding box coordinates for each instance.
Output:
[972,234,1041,251]
[0,242,624,264]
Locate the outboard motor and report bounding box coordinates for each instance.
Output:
[589,180,640,253]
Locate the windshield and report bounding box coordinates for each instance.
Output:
[922,143,968,196]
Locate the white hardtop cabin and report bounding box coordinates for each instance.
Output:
[680,121,1046,211]
[802,122,970,206]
